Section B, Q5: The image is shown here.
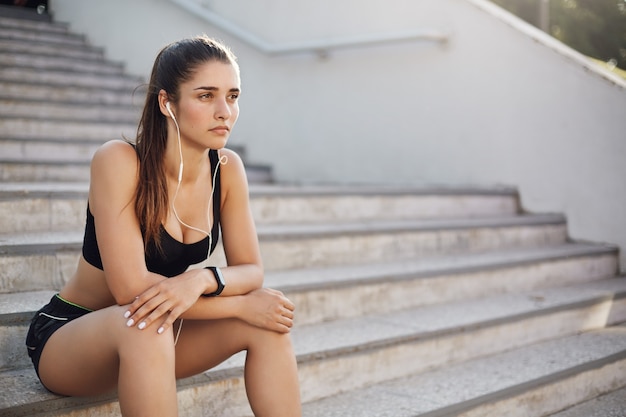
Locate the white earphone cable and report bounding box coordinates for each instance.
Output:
[168,104,228,255]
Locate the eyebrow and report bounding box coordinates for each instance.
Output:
[194,86,241,93]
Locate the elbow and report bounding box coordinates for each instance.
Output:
[106,271,154,306]
[110,286,138,306]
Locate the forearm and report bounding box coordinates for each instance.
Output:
[217,263,263,296]
[177,264,262,320]
[179,294,246,321]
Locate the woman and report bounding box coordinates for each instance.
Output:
[25,35,302,416]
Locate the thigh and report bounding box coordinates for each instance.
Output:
[174,318,261,379]
[37,305,127,396]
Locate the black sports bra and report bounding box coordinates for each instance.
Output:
[82,149,221,277]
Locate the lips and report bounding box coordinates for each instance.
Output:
[210,126,230,134]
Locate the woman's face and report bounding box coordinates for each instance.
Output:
[173,60,241,151]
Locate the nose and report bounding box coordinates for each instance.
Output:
[214,98,231,121]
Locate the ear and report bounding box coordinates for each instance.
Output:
[158,89,172,118]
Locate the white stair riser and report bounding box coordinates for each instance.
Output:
[252,194,518,225]
[0,101,141,123]
[0,82,142,106]
[457,359,626,417]
[0,39,104,61]
[0,28,85,46]
[290,253,618,325]
[0,193,519,233]
[0,163,90,182]
[0,17,68,34]
[298,299,626,404]
[0,67,143,90]
[0,53,123,75]
[0,197,86,234]
[0,119,136,141]
[0,252,77,294]
[0,140,100,163]
[260,224,568,270]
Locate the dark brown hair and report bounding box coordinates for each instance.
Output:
[134,35,238,250]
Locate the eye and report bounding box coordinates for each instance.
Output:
[228,93,240,101]
[199,93,213,100]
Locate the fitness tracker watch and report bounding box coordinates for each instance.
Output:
[203,266,225,297]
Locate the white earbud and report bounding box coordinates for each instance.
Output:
[166,101,175,120]
[165,102,184,183]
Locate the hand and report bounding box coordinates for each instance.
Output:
[239,288,295,333]
[123,274,203,334]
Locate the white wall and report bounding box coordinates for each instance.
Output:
[49,0,626,270]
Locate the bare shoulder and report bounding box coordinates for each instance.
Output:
[89,140,139,209]
[218,147,250,203]
[91,140,138,173]
[219,147,247,184]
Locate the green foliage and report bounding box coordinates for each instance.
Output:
[490,0,626,70]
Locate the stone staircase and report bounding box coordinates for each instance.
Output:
[1,6,626,417]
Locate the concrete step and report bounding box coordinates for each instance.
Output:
[0,160,272,183]
[248,183,520,224]
[0,183,520,233]
[0,118,137,141]
[0,14,68,35]
[301,322,626,417]
[0,81,143,106]
[0,100,141,123]
[0,38,105,61]
[0,22,85,47]
[2,279,625,416]
[0,51,125,75]
[0,15,65,34]
[256,213,568,270]
[0,214,570,291]
[547,386,626,417]
[0,66,144,90]
[0,161,91,182]
[0,138,104,164]
[0,243,618,370]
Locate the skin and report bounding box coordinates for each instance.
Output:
[36,60,302,417]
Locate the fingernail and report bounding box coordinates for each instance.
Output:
[157,327,164,334]
[124,311,131,319]
[138,322,146,330]
[126,318,134,327]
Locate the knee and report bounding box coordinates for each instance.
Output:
[105,307,175,359]
[247,326,295,354]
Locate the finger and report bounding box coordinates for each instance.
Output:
[277,311,294,328]
[136,300,173,331]
[124,287,158,322]
[282,298,295,312]
[281,307,295,320]
[157,307,183,335]
[276,322,292,333]
[127,287,172,328]
[126,294,163,327]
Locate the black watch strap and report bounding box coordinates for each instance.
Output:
[203,266,225,297]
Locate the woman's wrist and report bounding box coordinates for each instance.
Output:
[202,266,225,297]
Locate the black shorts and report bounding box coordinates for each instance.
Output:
[25,294,92,378]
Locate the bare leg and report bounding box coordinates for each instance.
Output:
[38,305,178,417]
[175,318,302,417]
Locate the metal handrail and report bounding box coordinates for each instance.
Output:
[170,0,450,56]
